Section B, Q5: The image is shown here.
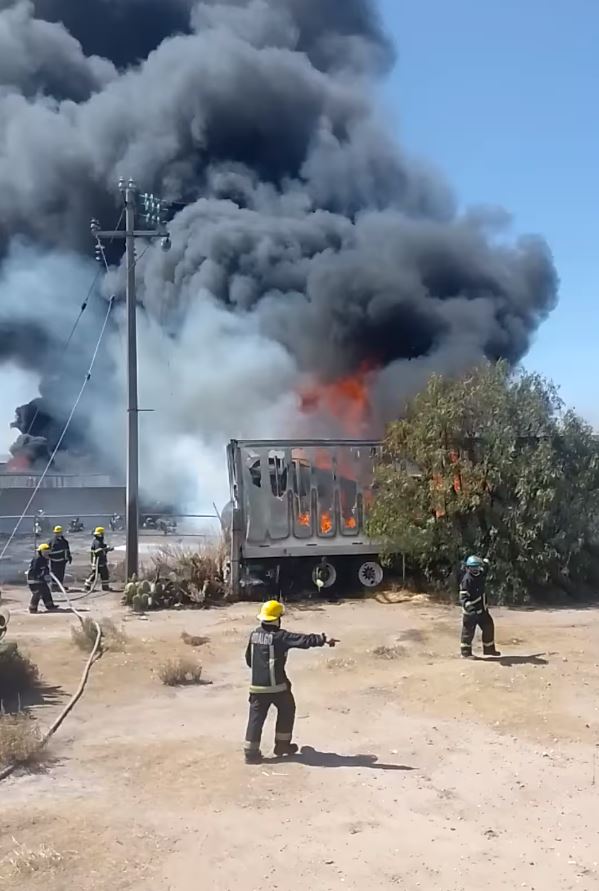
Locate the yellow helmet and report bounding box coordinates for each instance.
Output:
[94,527,105,536]
[257,600,285,624]
[38,543,50,553]
[53,525,63,534]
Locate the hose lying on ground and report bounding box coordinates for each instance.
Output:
[53,557,101,604]
[0,572,102,783]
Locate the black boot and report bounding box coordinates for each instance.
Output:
[484,647,501,657]
[274,742,299,757]
[244,750,263,765]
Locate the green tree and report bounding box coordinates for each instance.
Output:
[368,362,599,603]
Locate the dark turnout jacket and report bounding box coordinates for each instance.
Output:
[459,567,489,615]
[245,624,326,693]
[90,536,110,566]
[27,555,51,585]
[48,535,71,564]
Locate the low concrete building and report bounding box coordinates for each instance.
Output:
[0,467,125,536]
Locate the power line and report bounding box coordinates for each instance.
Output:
[0,296,116,568]
[22,206,125,441]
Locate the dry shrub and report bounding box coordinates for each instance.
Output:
[0,643,39,705]
[0,839,62,881]
[111,557,127,584]
[71,618,128,654]
[0,713,43,769]
[375,588,430,605]
[157,656,203,687]
[122,539,228,611]
[181,631,209,648]
[327,657,356,670]
[372,644,405,660]
[151,540,226,592]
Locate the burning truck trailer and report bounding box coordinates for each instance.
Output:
[222,438,388,600]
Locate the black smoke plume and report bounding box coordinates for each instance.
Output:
[0,0,558,500]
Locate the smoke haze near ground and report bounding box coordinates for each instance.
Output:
[0,0,558,510]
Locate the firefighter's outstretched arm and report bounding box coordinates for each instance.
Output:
[280,631,337,650]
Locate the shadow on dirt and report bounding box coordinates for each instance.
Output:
[269,746,415,771]
[473,653,548,666]
[1,680,65,714]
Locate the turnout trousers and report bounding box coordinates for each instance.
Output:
[461,609,496,656]
[28,582,56,612]
[50,560,66,591]
[84,562,110,591]
[244,688,296,755]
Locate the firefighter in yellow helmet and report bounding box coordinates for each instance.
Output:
[27,543,58,614]
[244,599,338,764]
[47,525,72,592]
[83,527,114,592]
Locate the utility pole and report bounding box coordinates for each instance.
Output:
[91,179,170,580]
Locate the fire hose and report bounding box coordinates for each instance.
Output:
[52,553,107,604]
[0,570,103,783]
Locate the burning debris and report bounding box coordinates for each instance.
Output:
[0,0,558,505]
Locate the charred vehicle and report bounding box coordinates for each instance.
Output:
[224,439,385,599]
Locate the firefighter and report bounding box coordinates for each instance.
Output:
[459,555,501,658]
[27,543,58,614]
[47,525,72,591]
[244,599,338,764]
[83,527,114,592]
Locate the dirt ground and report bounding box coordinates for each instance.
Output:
[2,586,599,891]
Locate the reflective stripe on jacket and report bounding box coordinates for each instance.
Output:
[459,568,488,614]
[245,625,326,693]
[48,535,71,563]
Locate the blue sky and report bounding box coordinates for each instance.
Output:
[379,0,598,424]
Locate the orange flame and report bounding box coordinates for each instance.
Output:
[432,450,462,517]
[6,454,29,472]
[319,512,333,534]
[298,512,311,527]
[300,362,375,436]
[344,515,357,529]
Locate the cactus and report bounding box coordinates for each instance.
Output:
[125,569,223,613]
[123,581,138,606]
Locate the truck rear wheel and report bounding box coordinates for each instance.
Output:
[311,561,337,589]
[357,560,384,589]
